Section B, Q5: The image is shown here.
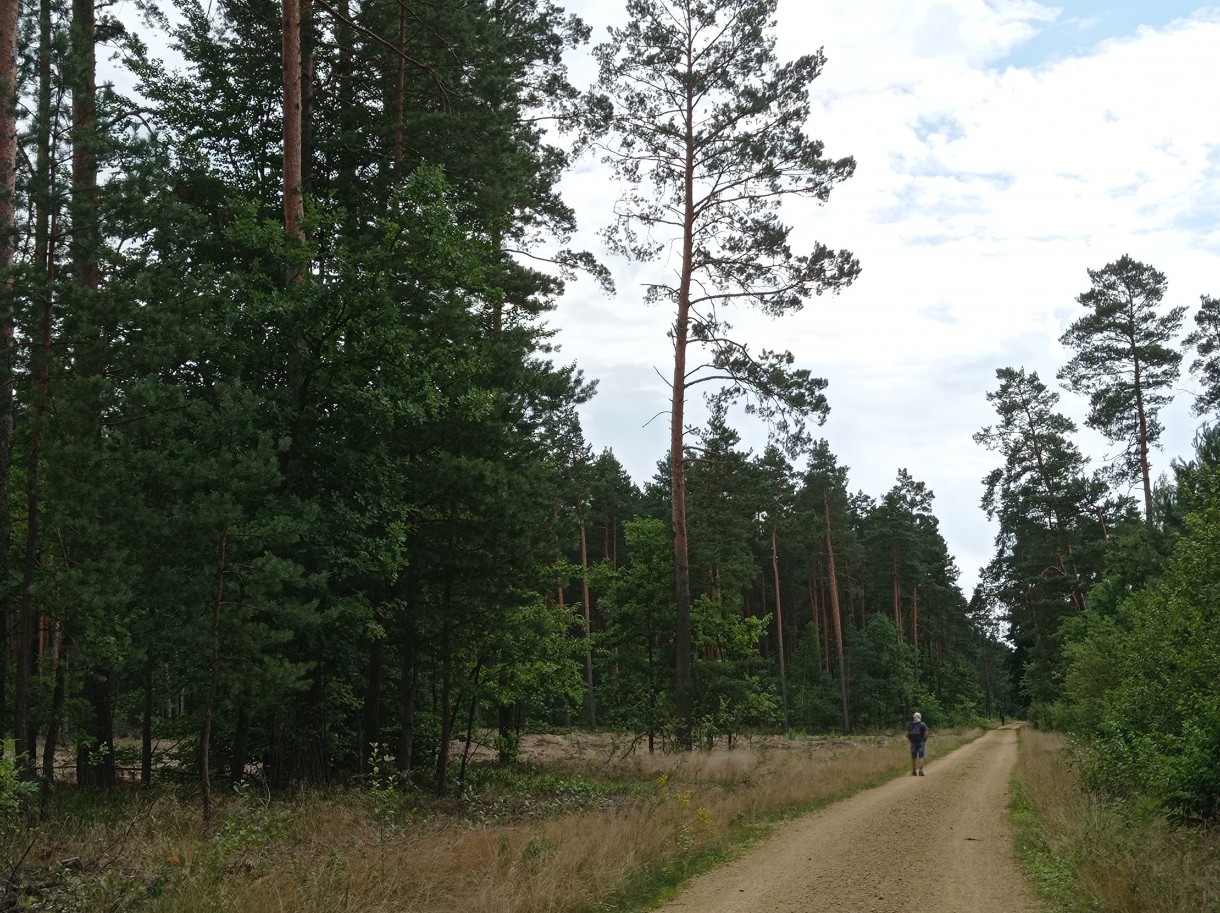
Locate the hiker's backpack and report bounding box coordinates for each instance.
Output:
[907,720,924,743]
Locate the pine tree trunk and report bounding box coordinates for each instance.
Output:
[39,628,66,811]
[398,624,418,772]
[671,70,697,749]
[141,647,153,788]
[0,0,18,756]
[392,3,406,176]
[435,608,454,795]
[300,0,314,194]
[806,578,822,674]
[580,514,596,728]
[282,0,304,246]
[201,523,229,820]
[891,551,901,642]
[70,0,114,791]
[1133,366,1154,528]
[824,493,850,731]
[771,525,788,734]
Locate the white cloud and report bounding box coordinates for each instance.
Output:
[550,1,1220,590]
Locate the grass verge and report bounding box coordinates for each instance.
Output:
[2,728,981,913]
[1012,727,1220,913]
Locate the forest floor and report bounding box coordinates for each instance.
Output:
[653,724,1038,913]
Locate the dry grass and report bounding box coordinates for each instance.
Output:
[3,728,979,913]
[1013,727,1220,913]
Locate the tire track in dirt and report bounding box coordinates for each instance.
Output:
[659,725,1037,913]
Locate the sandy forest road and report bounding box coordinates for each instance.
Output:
[660,725,1039,913]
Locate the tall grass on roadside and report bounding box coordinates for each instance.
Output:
[1013,727,1220,913]
[4,729,978,913]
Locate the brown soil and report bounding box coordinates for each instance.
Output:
[658,725,1038,913]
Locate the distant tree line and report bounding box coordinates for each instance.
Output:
[0,0,1015,820]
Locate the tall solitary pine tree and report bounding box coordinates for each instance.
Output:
[594,0,858,745]
[1057,256,1185,527]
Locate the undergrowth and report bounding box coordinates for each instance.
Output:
[1012,727,1220,913]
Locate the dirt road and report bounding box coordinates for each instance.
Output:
[660,725,1038,913]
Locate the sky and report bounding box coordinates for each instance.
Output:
[545,0,1220,594]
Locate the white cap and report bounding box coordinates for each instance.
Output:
[913,712,922,721]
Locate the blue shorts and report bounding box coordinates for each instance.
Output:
[910,741,925,759]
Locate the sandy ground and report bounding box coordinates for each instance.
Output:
[659,725,1039,913]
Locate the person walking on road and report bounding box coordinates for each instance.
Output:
[907,711,929,776]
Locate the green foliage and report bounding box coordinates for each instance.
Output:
[691,595,776,743]
[1,0,1007,805]
[975,366,1128,716]
[1057,255,1185,517]
[787,625,844,730]
[1064,498,1220,823]
[1183,294,1220,418]
[845,614,916,729]
[0,742,38,829]
[365,745,421,828]
[212,781,291,859]
[597,518,677,736]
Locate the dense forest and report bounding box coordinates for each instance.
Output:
[0,0,1216,835]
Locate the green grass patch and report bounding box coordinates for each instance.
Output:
[1009,780,1077,912]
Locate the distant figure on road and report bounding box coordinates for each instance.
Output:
[907,711,929,776]
[999,710,1006,726]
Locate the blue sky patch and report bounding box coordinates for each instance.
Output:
[996,1,1212,70]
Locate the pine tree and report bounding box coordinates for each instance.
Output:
[1184,294,1220,418]
[1057,255,1185,527]
[595,0,857,743]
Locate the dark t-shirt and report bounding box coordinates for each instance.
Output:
[907,720,928,742]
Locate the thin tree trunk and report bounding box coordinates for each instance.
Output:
[458,659,482,786]
[392,1,406,176]
[397,626,418,772]
[282,0,304,248]
[299,0,314,194]
[806,578,822,674]
[579,513,596,728]
[824,493,850,731]
[771,524,788,734]
[71,0,98,287]
[0,0,18,758]
[39,628,66,811]
[670,55,698,749]
[647,632,656,753]
[496,677,514,765]
[201,523,229,821]
[14,0,56,779]
[361,629,382,773]
[891,551,901,642]
[435,606,454,795]
[1133,362,1154,528]
[141,647,153,788]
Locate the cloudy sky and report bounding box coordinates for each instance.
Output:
[546,0,1220,592]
